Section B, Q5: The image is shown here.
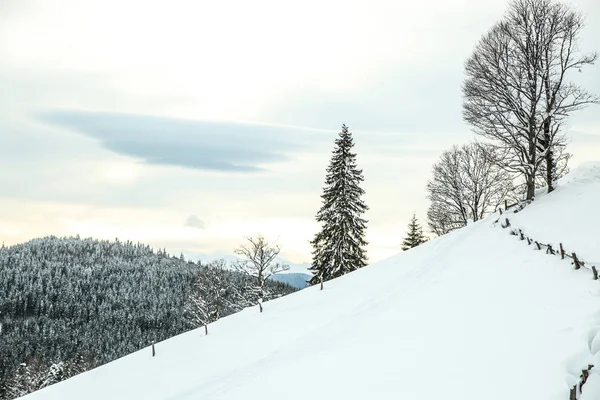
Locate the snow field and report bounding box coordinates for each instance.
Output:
[21,163,600,400]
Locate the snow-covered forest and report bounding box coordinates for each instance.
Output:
[0,237,295,399]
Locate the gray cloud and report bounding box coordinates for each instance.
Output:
[38,110,333,173]
[185,215,206,230]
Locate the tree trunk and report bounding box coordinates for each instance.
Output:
[544,120,555,193]
[525,173,536,200]
[257,270,263,296]
[526,117,537,201]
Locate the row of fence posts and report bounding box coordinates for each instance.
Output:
[149,206,596,399]
[498,208,596,398]
[501,217,598,280]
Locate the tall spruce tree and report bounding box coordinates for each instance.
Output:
[401,214,426,251]
[309,124,368,285]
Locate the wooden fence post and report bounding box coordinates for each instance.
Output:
[592,266,598,280]
[519,229,524,240]
[152,342,155,357]
[573,253,580,270]
[579,365,594,393]
[535,241,541,250]
[546,245,554,255]
[320,275,323,291]
[504,199,508,210]
[527,237,531,245]
[204,324,208,335]
[560,243,565,259]
[569,386,577,400]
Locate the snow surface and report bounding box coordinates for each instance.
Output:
[509,162,600,265]
[21,163,600,400]
[581,372,600,400]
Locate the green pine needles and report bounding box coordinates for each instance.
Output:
[309,124,369,285]
[401,213,427,251]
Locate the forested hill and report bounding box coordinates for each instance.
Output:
[0,236,295,400]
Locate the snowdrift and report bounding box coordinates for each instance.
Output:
[21,163,600,400]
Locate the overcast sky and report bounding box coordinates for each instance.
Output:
[1,0,599,263]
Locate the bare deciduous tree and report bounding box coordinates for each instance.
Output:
[536,145,570,189]
[481,141,570,199]
[426,201,459,237]
[185,259,251,328]
[233,235,289,301]
[534,0,598,191]
[463,0,597,199]
[427,143,514,235]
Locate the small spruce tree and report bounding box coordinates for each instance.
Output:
[309,124,368,285]
[401,214,427,251]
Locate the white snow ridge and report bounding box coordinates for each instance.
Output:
[21,163,600,400]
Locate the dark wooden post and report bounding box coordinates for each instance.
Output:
[569,386,577,400]
[527,237,531,245]
[504,199,508,210]
[560,243,565,259]
[535,241,541,250]
[152,342,155,357]
[580,365,593,392]
[204,324,208,335]
[320,275,323,291]
[592,266,598,280]
[573,253,580,270]
[569,364,594,399]
[546,245,554,255]
[519,229,524,240]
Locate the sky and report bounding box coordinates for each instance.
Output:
[0,0,599,264]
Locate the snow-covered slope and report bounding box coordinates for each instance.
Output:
[21,164,600,400]
[509,162,600,265]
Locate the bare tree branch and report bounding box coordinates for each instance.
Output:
[427,143,514,236]
[233,235,289,298]
[463,0,597,198]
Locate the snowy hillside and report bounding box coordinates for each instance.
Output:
[509,162,600,265]
[21,164,600,400]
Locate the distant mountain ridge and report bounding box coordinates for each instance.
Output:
[182,251,313,288]
[270,272,311,289]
